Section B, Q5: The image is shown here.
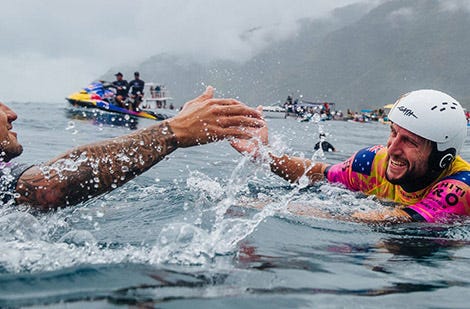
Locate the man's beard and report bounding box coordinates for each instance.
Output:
[0,144,23,162]
[385,159,435,192]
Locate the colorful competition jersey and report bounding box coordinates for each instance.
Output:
[326,145,470,223]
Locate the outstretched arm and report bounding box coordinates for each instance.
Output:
[268,154,328,184]
[230,110,413,224]
[349,208,412,223]
[16,86,265,210]
[287,202,412,223]
[16,122,177,209]
[230,107,328,185]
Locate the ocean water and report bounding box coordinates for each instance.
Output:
[1,102,470,308]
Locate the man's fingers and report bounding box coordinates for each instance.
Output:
[206,124,265,140]
[215,116,265,128]
[201,86,214,99]
[190,97,264,120]
[209,103,263,119]
[194,86,214,102]
[182,86,215,109]
[219,127,262,140]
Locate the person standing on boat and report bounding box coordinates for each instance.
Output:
[0,86,265,210]
[232,89,470,224]
[128,71,145,111]
[112,72,129,109]
[155,85,163,108]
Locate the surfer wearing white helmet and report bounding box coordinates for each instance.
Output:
[232,89,470,223]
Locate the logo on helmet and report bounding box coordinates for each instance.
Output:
[397,106,418,118]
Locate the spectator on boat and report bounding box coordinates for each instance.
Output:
[128,72,145,111]
[155,85,162,97]
[314,133,336,152]
[285,95,293,105]
[231,89,470,224]
[155,85,163,108]
[112,72,129,108]
[0,86,265,210]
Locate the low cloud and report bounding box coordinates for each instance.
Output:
[439,0,470,12]
[387,7,414,26]
[0,0,366,102]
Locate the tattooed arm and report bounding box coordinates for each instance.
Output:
[16,122,177,209]
[15,86,265,210]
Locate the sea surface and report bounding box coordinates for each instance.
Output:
[2,102,470,308]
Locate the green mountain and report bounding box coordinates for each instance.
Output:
[108,0,470,111]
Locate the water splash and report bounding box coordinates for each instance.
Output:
[151,140,317,265]
[0,205,155,273]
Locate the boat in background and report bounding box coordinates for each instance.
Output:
[285,100,335,119]
[141,83,174,109]
[262,104,287,118]
[66,82,175,121]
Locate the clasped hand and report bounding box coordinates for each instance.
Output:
[168,86,267,148]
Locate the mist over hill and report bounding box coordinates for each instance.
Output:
[106,0,470,111]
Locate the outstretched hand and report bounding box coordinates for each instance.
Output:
[167,86,266,148]
[230,106,269,161]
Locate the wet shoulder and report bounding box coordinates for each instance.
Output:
[351,145,386,176]
[441,156,470,185]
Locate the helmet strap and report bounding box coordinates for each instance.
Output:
[428,142,456,172]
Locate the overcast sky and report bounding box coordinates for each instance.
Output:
[0,0,368,103]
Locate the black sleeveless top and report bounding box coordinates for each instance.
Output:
[0,162,30,204]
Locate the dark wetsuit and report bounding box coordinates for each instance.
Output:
[112,80,129,98]
[314,141,335,152]
[128,79,145,96]
[0,162,30,204]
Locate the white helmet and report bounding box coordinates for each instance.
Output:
[388,89,467,169]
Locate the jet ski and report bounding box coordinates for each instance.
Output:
[66,81,172,121]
